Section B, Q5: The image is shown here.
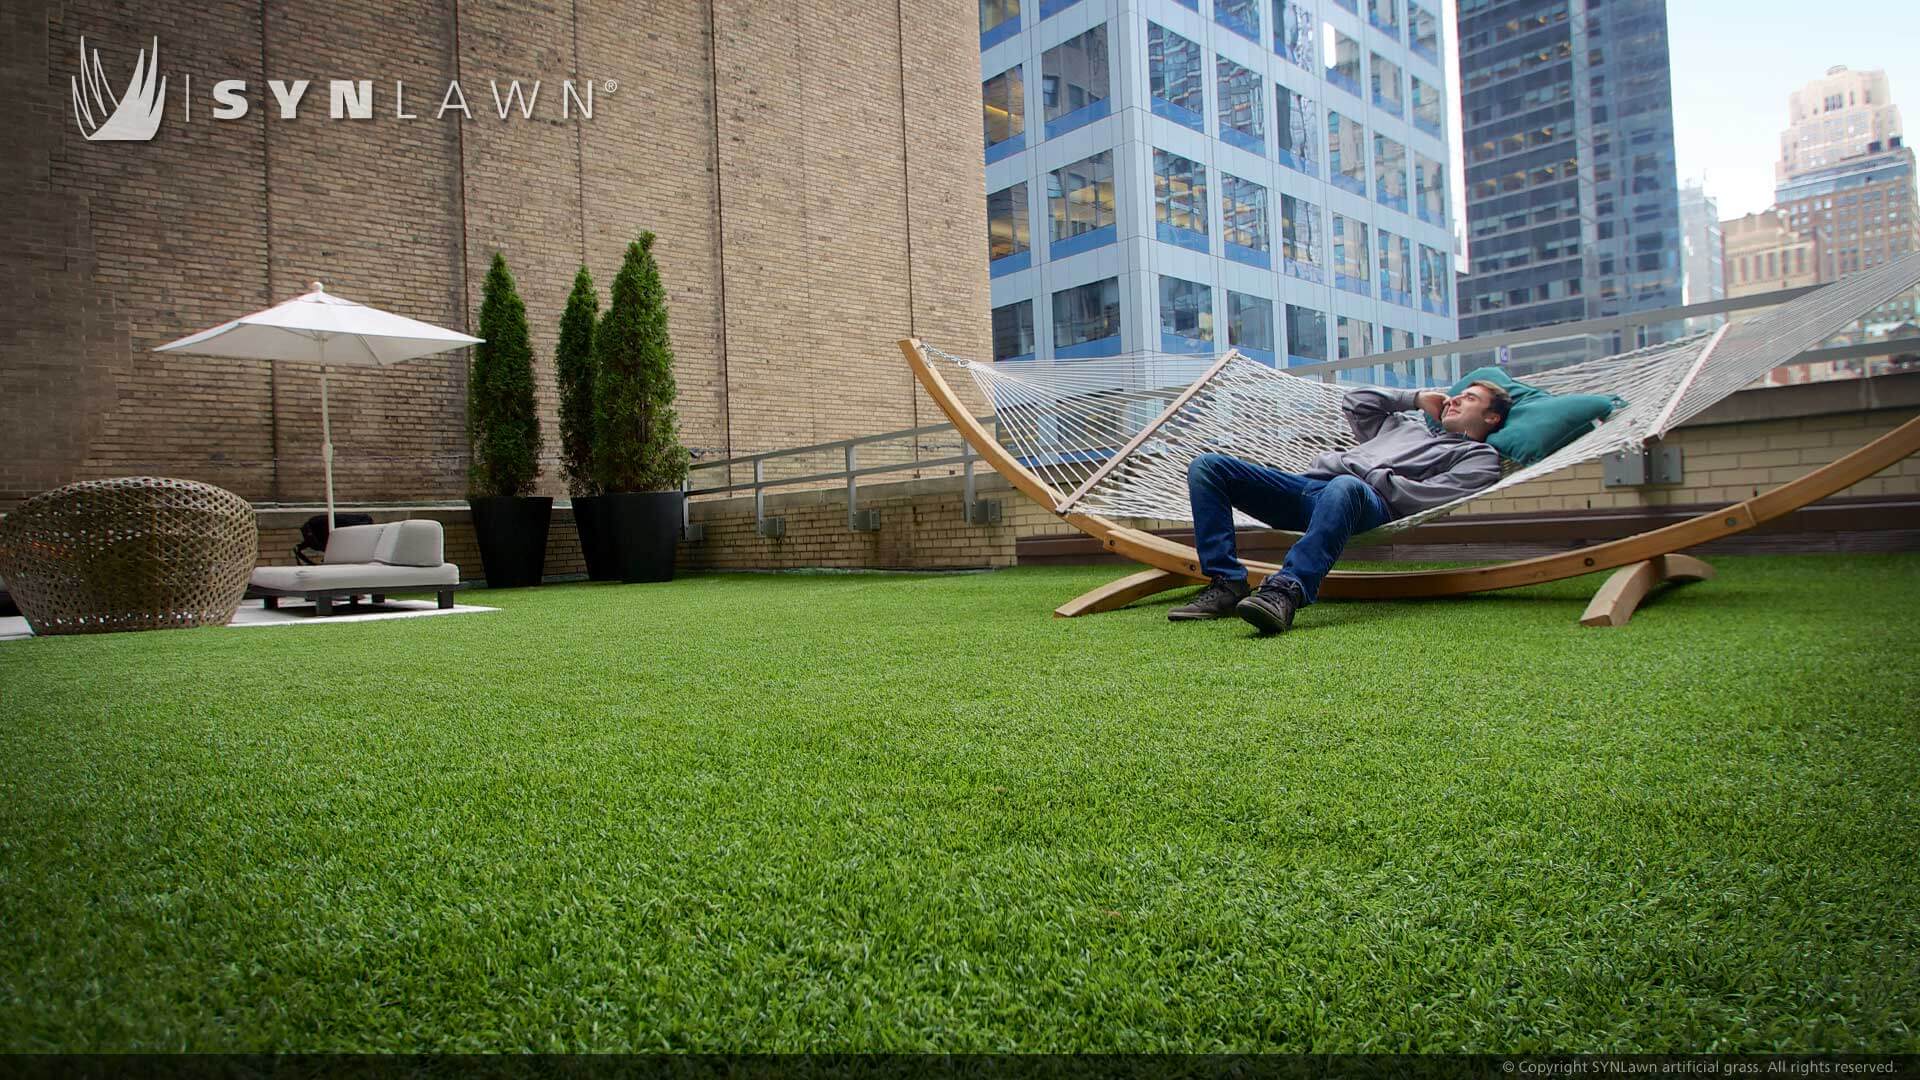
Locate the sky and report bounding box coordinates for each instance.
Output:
[1441,0,1918,229]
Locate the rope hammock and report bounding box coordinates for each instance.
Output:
[932,251,1920,534]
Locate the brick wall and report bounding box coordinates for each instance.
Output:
[2,0,988,508]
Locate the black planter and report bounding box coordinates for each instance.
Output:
[468,495,553,589]
[604,490,683,584]
[570,496,620,582]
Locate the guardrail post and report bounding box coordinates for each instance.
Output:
[680,478,703,542]
[848,444,879,532]
[754,459,785,539]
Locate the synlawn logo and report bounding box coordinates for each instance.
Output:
[72,37,166,141]
[70,35,607,144]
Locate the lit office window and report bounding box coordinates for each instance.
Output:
[1221,173,1270,260]
[980,0,1020,37]
[1217,56,1265,153]
[1370,52,1403,116]
[1281,193,1324,281]
[1053,278,1122,353]
[1368,0,1400,38]
[1041,25,1109,128]
[1374,134,1408,212]
[1276,84,1317,175]
[992,299,1035,361]
[987,183,1030,264]
[1160,275,1214,346]
[1410,74,1442,136]
[1154,149,1209,240]
[1228,291,1276,361]
[982,66,1024,148]
[1377,228,1412,305]
[1408,3,1439,62]
[1332,212,1371,293]
[1148,23,1205,130]
[1272,1,1315,70]
[1414,152,1445,226]
[1215,0,1260,41]
[1328,111,1366,195]
[1048,151,1115,240]
[1326,28,1362,98]
[1418,243,1450,314]
[1285,304,1328,364]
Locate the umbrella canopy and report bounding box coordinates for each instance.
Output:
[155,281,483,526]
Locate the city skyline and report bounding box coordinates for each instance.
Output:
[1666,0,1918,219]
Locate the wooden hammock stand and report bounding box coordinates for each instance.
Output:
[899,337,1920,627]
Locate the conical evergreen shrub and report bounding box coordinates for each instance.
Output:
[555,265,599,498]
[467,252,542,496]
[592,233,688,494]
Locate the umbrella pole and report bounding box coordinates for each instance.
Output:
[320,358,336,530]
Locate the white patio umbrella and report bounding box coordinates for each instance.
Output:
[154,281,482,527]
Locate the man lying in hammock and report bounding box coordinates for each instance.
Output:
[1169,381,1512,633]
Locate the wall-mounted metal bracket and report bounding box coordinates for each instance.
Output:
[1603,443,1684,488]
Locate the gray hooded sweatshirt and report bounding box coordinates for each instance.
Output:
[1304,388,1502,519]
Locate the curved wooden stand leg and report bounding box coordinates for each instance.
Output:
[1055,567,1198,618]
[1580,554,1715,627]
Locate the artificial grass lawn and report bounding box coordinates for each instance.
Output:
[2,555,1918,1052]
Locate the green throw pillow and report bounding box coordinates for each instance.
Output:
[1429,367,1622,466]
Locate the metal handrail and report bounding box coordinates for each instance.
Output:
[679,279,1920,535]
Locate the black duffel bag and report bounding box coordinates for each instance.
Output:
[294,512,376,565]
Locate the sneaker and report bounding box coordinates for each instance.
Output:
[1167,578,1250,621]
[1236,577,1304,634]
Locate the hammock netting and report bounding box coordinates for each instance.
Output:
[929,252,1920,535]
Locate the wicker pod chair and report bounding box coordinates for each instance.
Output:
[0,477,257,635]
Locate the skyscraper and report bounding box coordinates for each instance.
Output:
[1677,180,1723,334]
[980,0,1458,386]
[1779,66,1903,181]
[1455,0,1683,368]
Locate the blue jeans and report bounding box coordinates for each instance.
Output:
[1186,453,1394,604]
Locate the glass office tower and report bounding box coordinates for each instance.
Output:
[1455,0,1682,369]
[981,0,1459,386]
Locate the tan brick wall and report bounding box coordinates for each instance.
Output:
[3,0,988,507]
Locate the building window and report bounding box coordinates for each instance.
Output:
[1228,291,1276,363]
[1154,149,1209,252]
[1370,52,1403,116]
[1281,193,1324,282]
[1336,315,1375,360]
[1377,228,1412,306]
[1148,23,1205,131]
[1272,1,1315,71]
[1047,150,1116,253]
[992,299,1035,362]
[1159,275,1214,351]
[1285,305,1327,365]
[1041,24,1109,137]
[1374,134,1407,213]
[1420,242,1443,313]
[980,0,1020,47]
[1217,56,1265,154]
[1328,111,1366,195]
[1408,3,1438,62]
[1332,212,1371,295]
[1216,0,1260,41]
[1221,173,1270,267]
[1414,152,1445,226]
[1410,75,1442,136]
[1326,28,1362,99]
[987,183,1030,271]
[1276,84,1318,176]
[982,66,1025,157]
[1369,0,1400,37]
[1053,278,1121,356]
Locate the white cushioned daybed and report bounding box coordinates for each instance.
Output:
[248,520,460,615]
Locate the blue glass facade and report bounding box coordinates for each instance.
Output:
[1456,0,1682,353]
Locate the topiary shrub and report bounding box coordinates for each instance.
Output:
[467,252,542,497]
[591,232,688,494]
[555,265,600,498]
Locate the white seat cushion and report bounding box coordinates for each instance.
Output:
[251,562,459,592]
[324,524,385,565]
[373,519,445,567]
